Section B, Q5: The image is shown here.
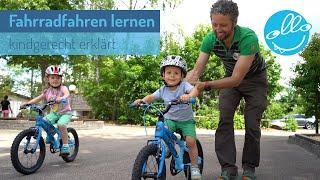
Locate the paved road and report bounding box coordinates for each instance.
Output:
[1,127,319,180]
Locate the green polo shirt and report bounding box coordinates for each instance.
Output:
[200,25,266,78]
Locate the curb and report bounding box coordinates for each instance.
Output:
[288,134,320,158]
[0,119,104,130]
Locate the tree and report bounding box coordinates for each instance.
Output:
[0,0,85,87]
[260,45,282,101]
[113,0,182,10]
[292,33,320,134]
[0,75,14,98]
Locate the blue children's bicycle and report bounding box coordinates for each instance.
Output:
[131,99,204,180]
[10,100,79,175]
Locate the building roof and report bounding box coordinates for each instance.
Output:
[8,92,31,100]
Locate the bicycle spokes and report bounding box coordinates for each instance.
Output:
[18,135,40,168]
[142,154,160,178]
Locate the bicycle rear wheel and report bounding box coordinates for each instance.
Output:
[132,144,166,180]
[183,139,204,180]
[61,127,79,162]
[10,128,46,175]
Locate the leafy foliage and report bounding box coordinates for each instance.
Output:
[283,117,298,132]
[291,33,320,133]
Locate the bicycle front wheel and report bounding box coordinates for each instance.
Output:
[10,128,46,175]
[132,144,166,180]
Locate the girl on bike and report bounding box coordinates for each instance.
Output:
[134,55,202,180]
[23,65,72,157]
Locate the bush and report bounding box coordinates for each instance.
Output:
[19,109,38,119]
[144,114,157,126]
[195,101,219,129]
[261,119,271,129]
[233,113,245,129]
[263,101,286,120]
[283,117,298,132]
[196,115,219,129]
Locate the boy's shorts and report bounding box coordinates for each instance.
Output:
[45,112,72,126]
[165,119,197,138]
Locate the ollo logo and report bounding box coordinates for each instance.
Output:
[264,10,312,56]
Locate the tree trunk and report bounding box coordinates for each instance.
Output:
[30,69,34,98]
[315,90,320,134]
[40,60,47,87]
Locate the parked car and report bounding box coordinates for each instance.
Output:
[270,114,315,129]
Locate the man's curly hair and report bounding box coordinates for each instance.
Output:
[210,0,239,24]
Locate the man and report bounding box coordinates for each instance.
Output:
[186,0,268,179]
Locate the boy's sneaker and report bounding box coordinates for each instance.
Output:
[191,166,201,180]
[60,145,70,157]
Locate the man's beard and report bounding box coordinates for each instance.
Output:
[215,30,231,41]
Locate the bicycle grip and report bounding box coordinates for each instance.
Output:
[189,97,196,105]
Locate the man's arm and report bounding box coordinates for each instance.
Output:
[198,55,255,90]
[185,52,210,84]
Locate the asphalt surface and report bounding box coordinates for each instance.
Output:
[0,127,319,180]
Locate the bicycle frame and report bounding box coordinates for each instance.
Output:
[146,120,189,178]
[137,101,197,178]
[28,115,62,153]
[21,101,64,153]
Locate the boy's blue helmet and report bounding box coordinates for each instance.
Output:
[160,55,187,77]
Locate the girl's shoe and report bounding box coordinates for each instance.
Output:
[60,145,70,157]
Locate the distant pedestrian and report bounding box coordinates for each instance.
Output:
[1,95,13,118]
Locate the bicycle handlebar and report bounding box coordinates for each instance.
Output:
[20,99,67,115]
[130,97,196,117]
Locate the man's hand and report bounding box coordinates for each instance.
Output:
[195,82,204,91]
[195,81,211,93]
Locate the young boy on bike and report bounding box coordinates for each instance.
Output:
[22,65,72,157]
[134,55,202,180]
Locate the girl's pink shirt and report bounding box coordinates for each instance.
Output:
[43,86,72,113]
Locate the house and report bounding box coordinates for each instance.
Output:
[4,92,31,118]
[1,92,91,118]
[69,93,92,118]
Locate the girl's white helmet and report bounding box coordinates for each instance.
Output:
[160,55,187,77]
[45,65,63,76]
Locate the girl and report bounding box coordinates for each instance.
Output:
[24,65,72,156]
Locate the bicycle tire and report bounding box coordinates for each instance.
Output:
[10,128,46,175]
[61,127,79,162]
[132,144,166,180]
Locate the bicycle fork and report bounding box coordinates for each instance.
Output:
[24,127,42,154]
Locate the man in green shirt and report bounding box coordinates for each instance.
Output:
[186,0,267,179]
